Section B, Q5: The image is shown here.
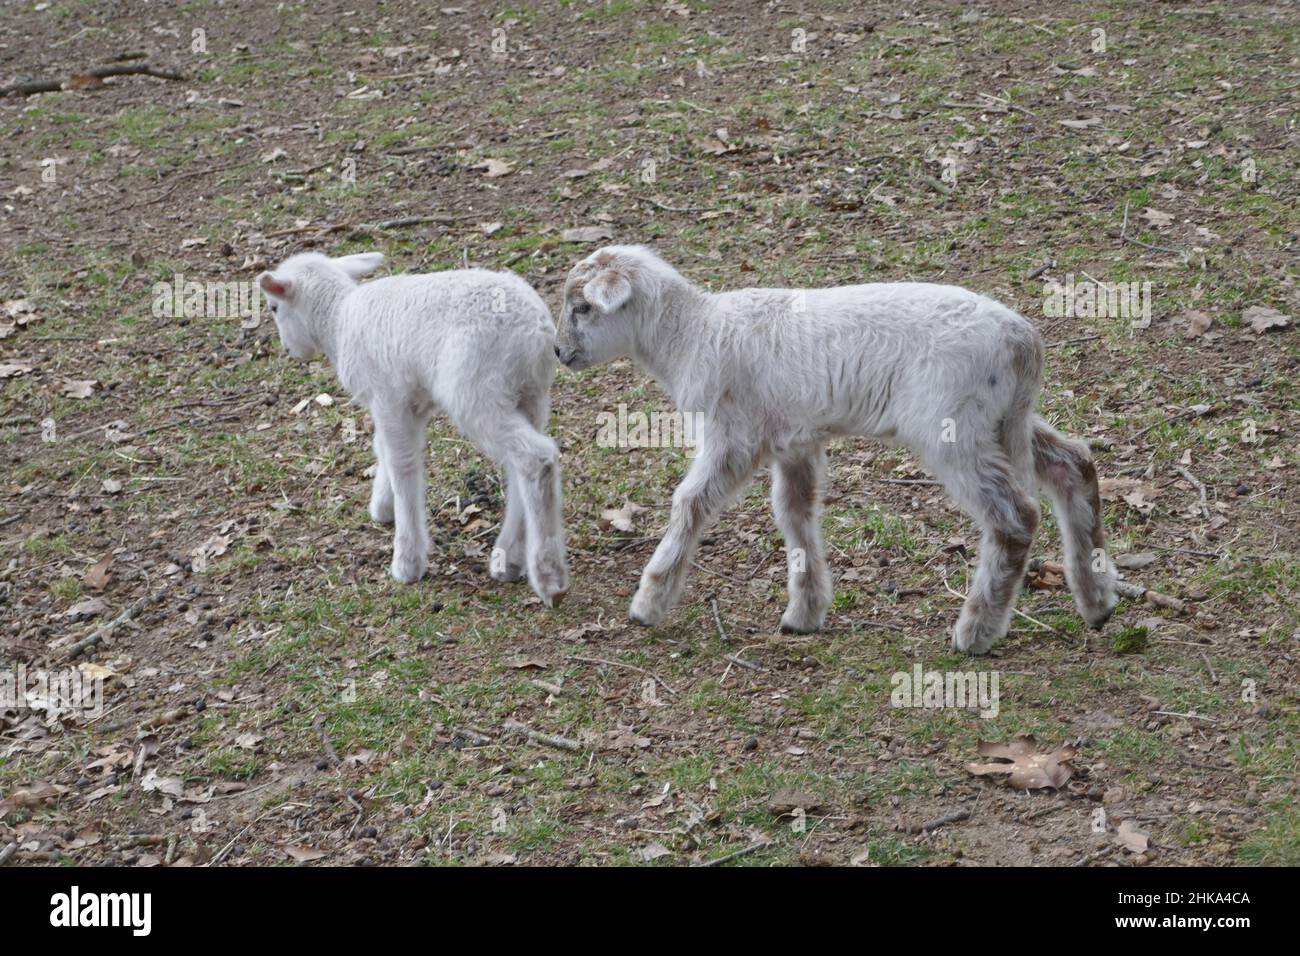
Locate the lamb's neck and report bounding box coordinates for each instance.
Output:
[309,277,353,365]
[631,282,714,406]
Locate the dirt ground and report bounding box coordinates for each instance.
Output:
[1,0,1297,867]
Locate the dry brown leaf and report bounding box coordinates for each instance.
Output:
[475,158,513,177]
[600,500,646,533]
[0,781,68,818]
[966,736,1077,790]
[83,553,114,591]
[58,379,97,399]
[1183,310,1213,338]
[561,225,613,243]
[1243,305,1289,334]
[139,768,185,798]
[1116,819,1150,852]
[283,845,328,862]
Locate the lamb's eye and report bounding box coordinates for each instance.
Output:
[269,302,278,315]
[572,301,591,316]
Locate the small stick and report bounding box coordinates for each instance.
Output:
[1119,200,1186,256]
[1153,710,1217,723]
[1200,651,1218,683]
[695,840,769,867]
[1172,464,1211,520]
[312,715,341,767]
[566,655,677,696]
[710,598,728,643]
[0,63,186,97]
[527,679,564,696]
[65,591,158,659]
[900,808,971,834]
[1129,404,1208,442]
[0,842,16,866]
[723,653,763,672]
[502,720,581,752]
[1030,559,1186,614]
[878,478,942,486]
[451,727,492,746]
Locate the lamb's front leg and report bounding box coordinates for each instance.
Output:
[630,443,757,627]
[772,446,832,633]
[374,406,431,584]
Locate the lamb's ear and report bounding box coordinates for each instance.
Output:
[257,271,293,300]
[583,269,633,314]
[334,252,385,280]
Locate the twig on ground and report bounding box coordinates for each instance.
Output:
[1030,558,1187,614]
[694,840,769,867]
[0,63,186,97]
[65,591,159,660]
[0,842,17,866]
[1119,200,1186,256]
[900,808,971,834]
[312,715,341,767]
[1129,404,1210,442]
[723,652,763,672]
[566,654,677,696]
[502,720,582,752]
[1172,464,1211,520]
[710,598,728,643]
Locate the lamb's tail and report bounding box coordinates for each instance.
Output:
[1031,416,1118,628]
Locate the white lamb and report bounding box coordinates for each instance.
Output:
[555,246,1118,654]
[257,252,568,606]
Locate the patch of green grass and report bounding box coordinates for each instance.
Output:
[1112,625,1149,654]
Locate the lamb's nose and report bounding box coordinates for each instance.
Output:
[554,345,562,359]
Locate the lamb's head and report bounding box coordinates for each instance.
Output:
[257,252,384,360]
[555,245,676,370]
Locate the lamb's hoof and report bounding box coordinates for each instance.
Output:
[952,618,1001,656]
[1082,592,1120,630]
[628,588,667,627]
[490,545,526,583]
[390,551,428,584]
[779,607,825,634]
[528,555,569,608]
[369,502,395,526]
[490,561,526,584]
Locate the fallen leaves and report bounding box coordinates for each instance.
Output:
[1183,310,1213,338]
[1243,305,1289,334]
[474,158,513,178]
[58,378,97,399]
[561,225,613,243]
[600,500,646,533]
[63,597,108,621]
[1099,477,1161,515]
[0,781,67,819]
[966,736,1078,790]
[82,554,114,590]
[1115,819,1150,853]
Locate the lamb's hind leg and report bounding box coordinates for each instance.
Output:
[935,446,1040,655]
[368,427,395,525]
[772,445,832,633]
[491,467,527,584]
[469,409,568,607]
[1031,416,1118,627]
